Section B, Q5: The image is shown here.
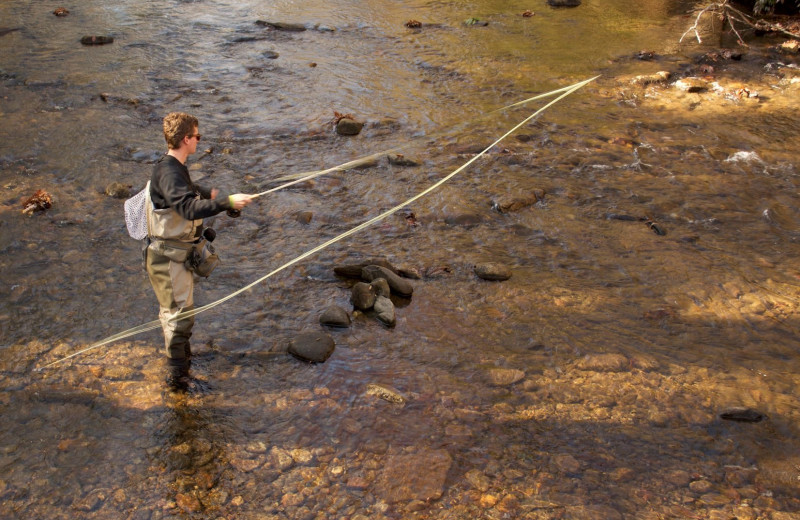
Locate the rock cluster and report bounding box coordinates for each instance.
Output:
[337,259,414,328]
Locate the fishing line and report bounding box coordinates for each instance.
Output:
[37,76,598,371]
[254,79,598,195]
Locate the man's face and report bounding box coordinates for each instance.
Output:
[187,126,200,154]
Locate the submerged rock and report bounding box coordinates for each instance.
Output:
[366,383,405,403]
[444,213,483,228]
[474,262,512,281]
[288,331,335,363]
[388,153,420,166]
[319,306,351,328]
[488,368,525,386]
[255,20,307,32]
[492,190,545,213]
[719,408,765,423]
[548,0,581,6]
[576,353,629,372]
[105,182,131,199]
[376,449,452,503]
[80,35,114,45]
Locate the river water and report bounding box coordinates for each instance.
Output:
[2,0,800,518]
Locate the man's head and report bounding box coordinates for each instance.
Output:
[163,112,199,150]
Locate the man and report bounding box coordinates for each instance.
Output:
[146,112,252,391]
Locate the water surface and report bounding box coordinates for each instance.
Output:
[2,0,800,518]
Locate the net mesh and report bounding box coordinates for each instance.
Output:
[124,186,148,240]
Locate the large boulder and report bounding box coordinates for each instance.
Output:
[288,331,335,363]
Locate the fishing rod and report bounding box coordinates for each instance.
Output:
[37,76,599,371]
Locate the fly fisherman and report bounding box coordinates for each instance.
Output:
[146,112,253,391]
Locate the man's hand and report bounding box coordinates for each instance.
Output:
[228,194,254,210]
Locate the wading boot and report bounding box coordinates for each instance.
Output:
[166,357,191,393]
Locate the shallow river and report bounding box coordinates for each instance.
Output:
[2,0,800,518]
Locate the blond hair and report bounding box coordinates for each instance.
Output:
[162,112,199,149]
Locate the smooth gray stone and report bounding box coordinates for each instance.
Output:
[288,331,335,363]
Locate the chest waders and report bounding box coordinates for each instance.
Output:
[144,184,204,390]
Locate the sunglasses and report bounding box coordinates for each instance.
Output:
[187,134,202,141]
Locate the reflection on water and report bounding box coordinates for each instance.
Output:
[2,0,800,517]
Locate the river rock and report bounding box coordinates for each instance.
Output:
[547,0,581,6]
[388,153,420,166]
[104,182,131,199]
[370,278,391,298]
[255,20,307,31]
[361,265,414,297]
[465,469,491,492]
[780,40,799,53]
[474,263,512,281]
[674,77,709,92]
[268,446,295,470]
[575,353,629,372]
[444,213,483,227]
[376,449,452,503]
[397,264,421,279]
[373,295,396,327]
[366,383,405,403]
[74,489,108,512]
[288,331,335,363]
[336,118,363,136]
[319,305,351,328]
[294,211,313,224]
[175,493,202,513]
[553,453,581,473]
[334,257,397,278]
[80,35,114,45]
[488,368,525,386]
[719,407,765,423]
[631,71,671,86]
[491,190,544,213]
[351,282,376,311]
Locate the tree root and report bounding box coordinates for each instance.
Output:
[680,0,800,46]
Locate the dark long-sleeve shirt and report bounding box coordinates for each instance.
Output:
[149,154,231,220]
